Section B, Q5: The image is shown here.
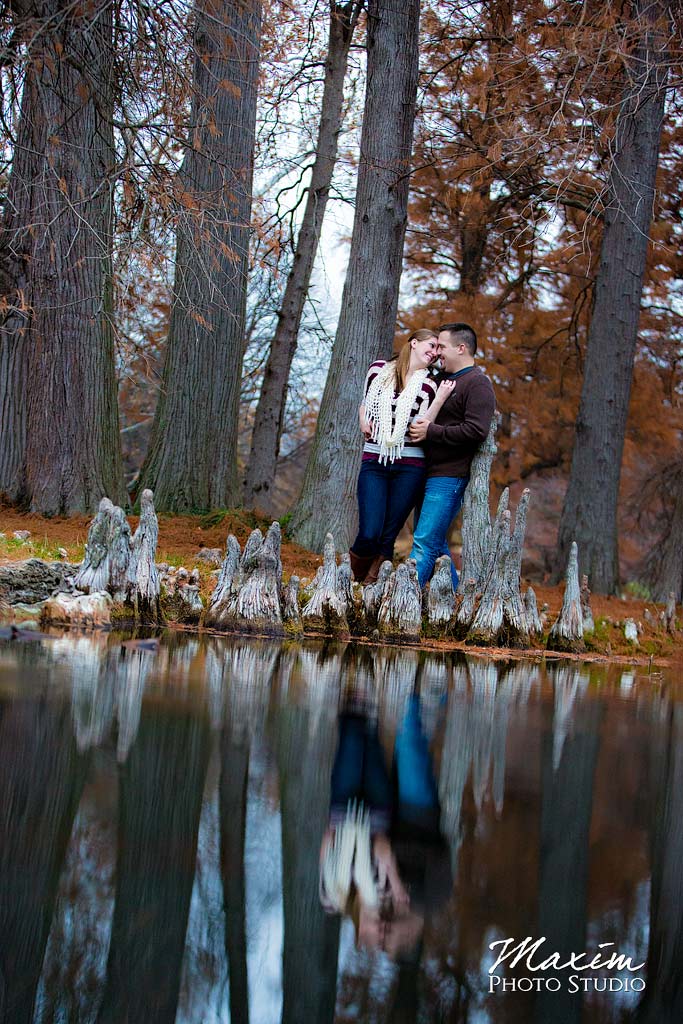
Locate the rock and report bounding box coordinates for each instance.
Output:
[195,547,223,566]
[0,601,46,626]
[0,559,77,604]
[42,591,113,629]
[13,530,31,541]
[57,548,68,560]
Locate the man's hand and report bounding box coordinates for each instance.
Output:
[409,417,429,442]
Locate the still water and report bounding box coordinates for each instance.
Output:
[0,632,680,1024]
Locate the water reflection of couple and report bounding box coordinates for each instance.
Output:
[349,322,496,590]
[319,685,450,961]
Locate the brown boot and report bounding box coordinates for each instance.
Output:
[364,555,386,586]
[349,550,375,583]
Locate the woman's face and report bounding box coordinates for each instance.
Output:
[410,336,437,368]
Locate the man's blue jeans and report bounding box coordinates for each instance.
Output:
[351,459,426,559]
[410,475,469,589]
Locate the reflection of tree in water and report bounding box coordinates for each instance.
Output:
[274,644,342,1024]
[636,702,683,1024]
[439,658,537,872]
[0,687,89,1024]
[535,665,602,1024]
[97,704,210,1024]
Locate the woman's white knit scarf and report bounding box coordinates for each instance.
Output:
[319,802,378,912]
[364,361,428,464]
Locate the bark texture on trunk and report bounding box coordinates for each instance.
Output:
[289,0,421,551]
[243,2,363,513]
[0,0,123,513]
[556,0,669,593]
[138,0,262,512]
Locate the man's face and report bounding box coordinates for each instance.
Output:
[437,331,467,372]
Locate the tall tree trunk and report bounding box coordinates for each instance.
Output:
[648,461,683,602]
[555,0,669,593]
[137,0,262,512]
[289,0,421,552]
[0,0,123,513]
[242,1,363,514]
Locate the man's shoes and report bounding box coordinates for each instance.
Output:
[364,555,386,586]
[349,550,375,583]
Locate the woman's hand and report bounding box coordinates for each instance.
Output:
[419,379,455,426]
[436,379,456,401]
[373,834,409,907]
[359,403,372,439]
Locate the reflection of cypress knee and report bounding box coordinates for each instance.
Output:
[98,708,210,1024]
[0,699,88,1024]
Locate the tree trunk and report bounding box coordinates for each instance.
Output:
[555,0,669,593]
[0,0,123,513]
[243,1,363,513]
[289,0,421,551]
[137,0,262,512]
[649,463,683,603]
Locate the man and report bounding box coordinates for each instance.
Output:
[409,322,495,588]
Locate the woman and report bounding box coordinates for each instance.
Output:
[349,329,454,584]
[319,686,450,959]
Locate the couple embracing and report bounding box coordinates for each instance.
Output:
[349,322,496,590]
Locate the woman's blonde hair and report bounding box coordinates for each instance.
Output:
[394,328,437,391]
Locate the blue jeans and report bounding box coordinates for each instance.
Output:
[351,459,426,559]
[410,475,469,588]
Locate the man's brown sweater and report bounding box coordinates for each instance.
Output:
[425,365,495,478]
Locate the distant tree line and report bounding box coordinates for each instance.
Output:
[0,0,681,597]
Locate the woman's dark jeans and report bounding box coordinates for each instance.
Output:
[351,459,426,559]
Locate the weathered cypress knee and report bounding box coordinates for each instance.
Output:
[458,414,498,594]
[302,533,349,636]
[226,522,285,636]
[205,534,242,626]
[665,591,677,634]
[362,560,392,626]
[501,489,531,648]
[283,575,303,637]
[524,586,544,638]
[427,555,455,633]
[466,495,511,646]
[377,561,422,644]
[547,541,585,654]
[74,497,115,593]
[128,489,162,623]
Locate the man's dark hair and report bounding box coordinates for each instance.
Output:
[439,322,477,356]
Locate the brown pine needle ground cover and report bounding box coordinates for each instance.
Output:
[0,507,680,667]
